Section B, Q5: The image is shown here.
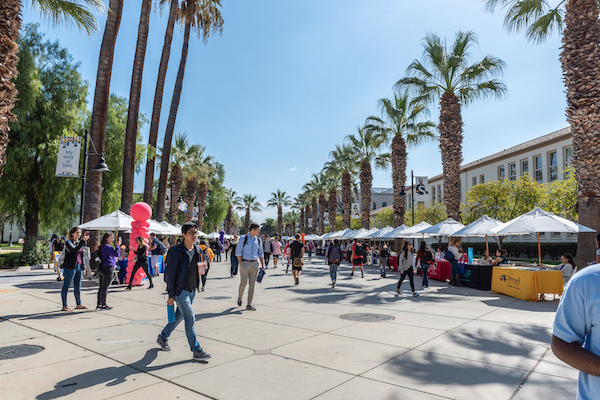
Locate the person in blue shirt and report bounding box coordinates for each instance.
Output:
[553,263,600,399]
[235,223,264,311]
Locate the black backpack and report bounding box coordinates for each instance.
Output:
[444,250,455,262]
[354,243,364,257]
[423,250,434,264]
[156,240,166,255]
[90,247,110,270]
[328,246,342,264]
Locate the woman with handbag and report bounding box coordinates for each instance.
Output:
[415,241,434,288]
[396,241,419,297]
[97,233,121,310]
[290,234,304,285]
[61,227,90,311]
[127,236,153,290]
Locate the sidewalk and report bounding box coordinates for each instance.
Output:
[0,256,577,399]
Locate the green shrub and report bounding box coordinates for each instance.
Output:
[20,240,50,266]
[0,252,22,269]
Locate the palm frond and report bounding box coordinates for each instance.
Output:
[30,0,104,35]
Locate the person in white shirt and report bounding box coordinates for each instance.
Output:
[547,253,576,285]
[448,238,463,287]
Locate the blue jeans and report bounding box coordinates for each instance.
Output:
[421,261,430,287]
[61,264,83,307]
[450,260,460,275]
[159,290,202,353]
[329,263,339,282]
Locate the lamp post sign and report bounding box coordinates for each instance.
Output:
[55,136,82,177]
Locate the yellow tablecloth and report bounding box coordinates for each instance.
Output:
[491,267,563,301]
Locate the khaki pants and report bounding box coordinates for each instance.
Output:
[238,260,259,305]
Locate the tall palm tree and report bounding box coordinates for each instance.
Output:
[155,0,223,221]
[237,194,261,233]
[346,128,389,229]
[365,91,436,226]
[483,0,600,269]
[321,164,341,233]
[292,195,306,233]
[267,189,292,237]
[312,173,328,235]
[397,31,506,221]
[121,0,152,214]
[181,144,215,223]
[283,210,299,236]
[82,0,123,248]
[328,144,357,229]
[143,0,178,206]
[302,179,320,234]
[224,188,241,234]
[1,0,102,176]
[167,133,193,225]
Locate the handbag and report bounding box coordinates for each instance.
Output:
[293,258,304,267]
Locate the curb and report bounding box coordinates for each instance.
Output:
[16,264,52,272]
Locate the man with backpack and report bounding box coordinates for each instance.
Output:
[290,234,305,285]
[350,238,365,278]
[149,233,165,277]
[326,239,342,288]
[235,224,265,311]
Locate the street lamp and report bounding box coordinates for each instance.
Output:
[80,130,110,224]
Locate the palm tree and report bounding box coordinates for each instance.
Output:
[82,0,123,243]
[224,188,241,234]
[283,210,299,236]
[292,195,306,233]
[121,0,152,214]
[1,0,102,176]
[365,91,436,226]
[143,0,178,205]
[302,179,320,234]
[346,128,389,229]
[180,144,215,223]
[237,194,261,233]
[267,189,292,237]
[321,164,340,233]
[167,133,193,225]
[197,161,220,231]
[483,1,600,269]
[155,0,223,221]
[328,144,357,229]
[312,173,328,235]
[260,218,277,236]
[397,31,506,221]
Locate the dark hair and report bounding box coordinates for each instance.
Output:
[68,226,80,240]
[401,241,412,261]
[334,239,340,245]
[181,222,198,235]
[136,236,145,247]
[250,223,260,231]
[295,234,300,239]
[150,233,155,237]
[100,232,113,246]
[419,240,426,254]
[562,253,576,268]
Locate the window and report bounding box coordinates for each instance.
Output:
[565,146,573,168]
[372,202,377,211]
[432,186,436,202]
[534,155,543,183]
[521,159,529,176]
[472,177,477,186]
[509,163,516,180]
[498,166,505,180]
[437,184,442,202]
[548,151,558,181]
[480,174,485,184]
[382,202,387,208]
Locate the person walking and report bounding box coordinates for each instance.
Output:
[326,239,342,288]
[263,235,272,268]
[61,227,90,311]
[307,240,314,261]
[127,236,154,290]
[447,238,463,286]
[157,222,211,362]
[230,235,239,277]
[290,234,304,285]
[415,241,434,288]
[149,233,165,277]
[97,233,121,310]
[235,224,265,310]
[198,239,214,291]
[284,239,292,273]
[223,239,229,261]
[379,245,390,278]
[396,241,419,297]
[272,236,282,269]
[350,238,365,278]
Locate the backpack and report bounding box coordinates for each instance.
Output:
[354,243,364,258]
[444,250,455,262]
[156,240,166,255]
[328,246,342,264]
[423,250,434,264]
[91,246,111,270]
[56,247,67,268]
[308,242,314,251]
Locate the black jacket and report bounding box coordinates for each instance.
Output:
[165,243,207,298]
[63,239,86,269]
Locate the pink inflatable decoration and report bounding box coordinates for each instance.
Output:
[125,202,153,286]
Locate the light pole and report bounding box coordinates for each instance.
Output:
[80,130,110,224]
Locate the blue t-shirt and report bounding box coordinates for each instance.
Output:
[150,238,162,255]
[553,263,600,399]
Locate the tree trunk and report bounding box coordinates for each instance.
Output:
[342,171,351,229]
[561,0,600,267]
[318,193,326,235]
[299,208,305,233]
[143,0,177,206]
[244,209,250,233]
[24,161,39,241]
[305,205,311,233]
[197,180,207,230]
[360,161,372,229]
[155,21,191,221]
[328,188,337,233]
[277,206,283,237]
[224,203,232,234]
[311,197,317,235]
[169,164,182,225]
[0,0,21,176]
[438,92,463,221]
[84,0,123,250]
[183,177,197,223]
[121,0,151,214]
[391,135,407,226]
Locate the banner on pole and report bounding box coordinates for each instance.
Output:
[351,203,360,219]
[55,136,82,177]
[192,207,199,221]
[323,212,330,226]
[414,176,429,202]
[165,188,171,211]
[307,217,312,228]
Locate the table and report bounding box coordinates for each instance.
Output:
[427,260,451,282]
[491,267,563,301]
[389,255,398,271]
[459,264,494,290]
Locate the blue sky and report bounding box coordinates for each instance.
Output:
[22,0,566,223]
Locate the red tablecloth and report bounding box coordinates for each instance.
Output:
[427,260,451,281]
[342,250,351,262]
[389,255,398,271]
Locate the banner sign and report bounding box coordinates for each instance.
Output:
[192,207,199,221]
[55,136,82,177]
[351,203,360,219]
[307,217,312,228]
[165,188,171,211]
[414,176,429,201]
[323,212,330,226]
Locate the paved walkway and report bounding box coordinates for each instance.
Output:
[0,256,578,399]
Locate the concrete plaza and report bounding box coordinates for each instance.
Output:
[0,255,578,399]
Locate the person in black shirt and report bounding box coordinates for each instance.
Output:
[290,234,304,285]
[127,236,153,290]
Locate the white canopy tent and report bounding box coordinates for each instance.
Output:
[452,215,505,257]
[78,210,134,231]
[395,222,432,238]
[367,226,394,239]
[418,218,465,240]
[382,224,410,239]
[353,228,379,239]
